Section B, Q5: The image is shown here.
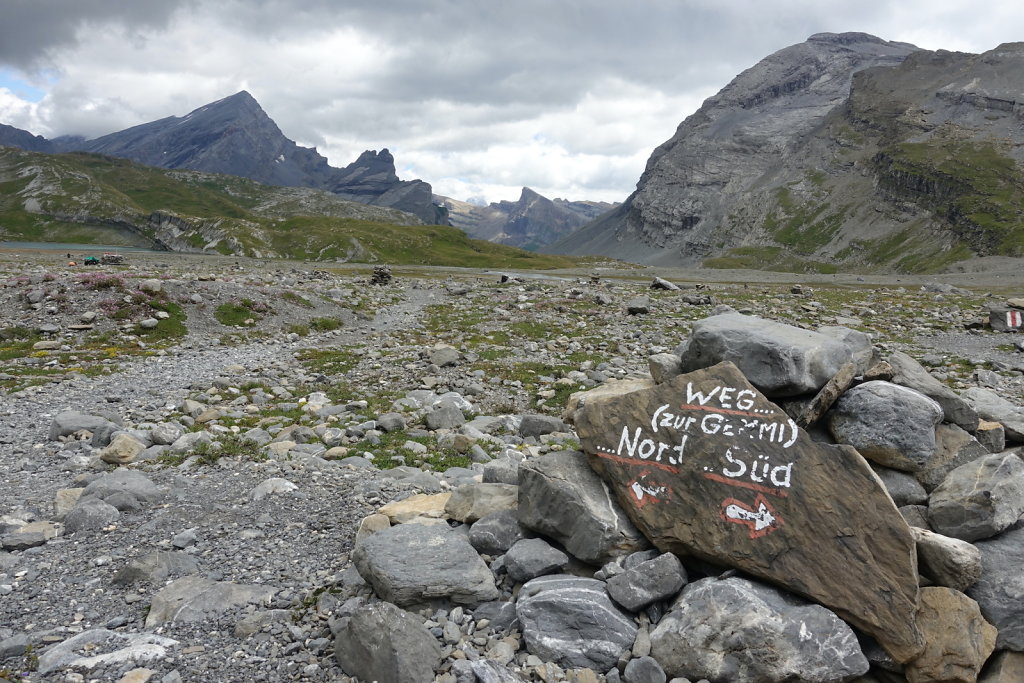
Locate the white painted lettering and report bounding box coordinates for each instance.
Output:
[719,386,736,408]
[736,390,756,411]
[618,426,643,457]
[770,463,793,487]
[701,413,725,435]
[638,438,656,460]
[656,442,670,462]
[722,447,746,478]
[686,383,721,405]
[651,404,670,433]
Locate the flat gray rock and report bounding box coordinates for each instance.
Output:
[353,523,499,608]
[519,414,570,438]
[678,313,853,397]
[425,402,466,430]
[874,466,928,506]
[444,483,518,523]
[928,452,1024,541]
[516,574,638,672]
[334,601,442,683]
[37,629,178,674]
[818,325,874,375]
[828,381,942,471]
[145,575,277,627]
[967,527,1024,650]
[650,577,869,683]
[112,551,201,585]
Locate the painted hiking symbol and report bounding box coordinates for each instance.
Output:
[628,475,671,509]
[721,494,782,538]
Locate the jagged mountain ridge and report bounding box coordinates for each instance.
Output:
[438,187,616,250]
[549,33,1024,273]
[1,91,446,225]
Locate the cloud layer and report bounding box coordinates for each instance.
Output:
[2,0,1023,203]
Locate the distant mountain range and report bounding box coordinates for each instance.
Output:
[0,91,446,225]
[437,187,616,251]
[549,33,1024,273]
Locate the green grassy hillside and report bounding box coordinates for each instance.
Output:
[0,148,578,269]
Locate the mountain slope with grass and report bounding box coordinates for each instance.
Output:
[0,147,576,268]
[549,34,1024,274]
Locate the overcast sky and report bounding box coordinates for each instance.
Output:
[2,1,1022,205]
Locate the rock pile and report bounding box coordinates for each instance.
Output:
[342,310,1023,682]
[3,255,1024,682]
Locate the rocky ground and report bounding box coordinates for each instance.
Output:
[1,248,1023,682]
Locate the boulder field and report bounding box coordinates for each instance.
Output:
[2,257,1024,682]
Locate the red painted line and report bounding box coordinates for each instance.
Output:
[595,451,680,474]
[702,472,789,498]
[678,403,772,418]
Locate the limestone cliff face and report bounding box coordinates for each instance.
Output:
[551,34,1024,273]
[440,187,615,250]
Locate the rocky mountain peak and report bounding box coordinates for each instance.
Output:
[0,92,446,224]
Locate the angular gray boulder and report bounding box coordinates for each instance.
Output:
[911,527,983,593]
[334,601,443,683]
[828,381,942,471]
[967,527,1024,651]
[916,423,990,492]
[64,497,120,534]
[887,351,979,431]
[928,452,1024,542]
[650,577,869,683]
[516,575,637,672]
[468,509,528,555]
[353,523,499,608]
[48,410,122,443]
[81,469,164,505]
[817,325,874,375]
[518,450,649,565]
[503,538,569,583]
[606,552,687,612]
[961,387,1024,442]
[678,313,853,397]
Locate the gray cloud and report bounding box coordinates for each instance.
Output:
[0,0,194,70]
[2,0,1023,203]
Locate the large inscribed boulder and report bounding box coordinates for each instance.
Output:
[568,362,923,663]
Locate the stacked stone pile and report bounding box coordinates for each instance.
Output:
[341,310,1024,682]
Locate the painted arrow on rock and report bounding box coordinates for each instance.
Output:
[720,493,782,538]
